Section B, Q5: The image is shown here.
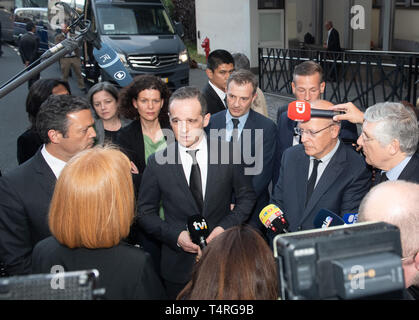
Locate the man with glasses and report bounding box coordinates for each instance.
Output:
[358,180,419,299]
[274,61,358,184]
[334,102,419,186]
[270,100,371,232]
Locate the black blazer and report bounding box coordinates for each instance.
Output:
[373,151,419,187]
[0,149,56,275]
[31,237,167,300]
[17,127,43,165]
[202,82,226,115]
[271,142,371,232]
[207,109,277,230]
[327,28,342,52]
[18,32,40,64]
[137,138,256,284]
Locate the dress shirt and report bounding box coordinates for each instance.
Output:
[382,155,412,181]
[225,110,250,142]
[178,135,208,199]
[41,144,67,179]
[308,139,341,187]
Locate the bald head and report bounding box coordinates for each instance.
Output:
[359,181,419,257]
[311,99,334,110]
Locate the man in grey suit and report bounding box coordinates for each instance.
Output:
[137,86,256,299]
[271,100,371,232]
[0,95,96,275]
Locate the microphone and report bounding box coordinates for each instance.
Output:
[187,215,210,249]
[93,43,133,87]
[287,100,344,122]
[343,213,358,224]
[313,209,345,229]
[259,204,289,234]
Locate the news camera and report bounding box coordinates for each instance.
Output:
[273,222,405,300]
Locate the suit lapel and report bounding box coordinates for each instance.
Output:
[33,150,57,196]
[295,149,310,218]
[398,153,419,181]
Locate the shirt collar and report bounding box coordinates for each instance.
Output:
[225,109,250,127]
[384,155,412,181]
[178,134,208,153]
[310,139,340,163]
[208,81,226,104]
[41,144,67,179]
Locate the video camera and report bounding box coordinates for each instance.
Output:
[273,222,405,299]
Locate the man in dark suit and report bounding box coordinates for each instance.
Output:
[207,69,277,231]
[0,95,96,275]
[273,61,358,185]
[202,49,235,115]
[356,102,419,186]
[271,100,371,232]
[137,86,256,299]
[18,21,40,89]
[324,20,341,52]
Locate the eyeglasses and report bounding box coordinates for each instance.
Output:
[401,251,418,263]
[294,123,335,138]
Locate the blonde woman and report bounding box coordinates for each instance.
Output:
[31,146,166,300]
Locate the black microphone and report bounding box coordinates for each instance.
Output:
[259,204,289,234]
[313,209,345,229]
[187,215,210,249]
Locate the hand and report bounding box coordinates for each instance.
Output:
[332,102,364,124]
[230,203,235,211]
[195,246,203,263]
[130,161,139,174]
[177,231,199,254]
[206,226,225,244]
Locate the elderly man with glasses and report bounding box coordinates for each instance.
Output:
[270,100,371,232]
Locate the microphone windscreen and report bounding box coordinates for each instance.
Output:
[93,42,133,87]
[259,204,284,228]
[187,215,209,244]
[313,209,345,229]
[287,100,311,122]
[343,213,359,224]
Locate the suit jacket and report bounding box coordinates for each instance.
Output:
[273,107,359,185]
[207,109,277,229]
[0,150,56,275]
[137,138,256,284]
[202,82,226,115]
[271,142,371,232]
[32,237,167,300]
[373,151,419,187]
[17,127,43,165]
[18,32,40,64]
[327,28,342,52]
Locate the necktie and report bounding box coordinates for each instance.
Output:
[231,118,240,142]
[186,149,203,213]
[306,159,322,206]
[378,171,388,184]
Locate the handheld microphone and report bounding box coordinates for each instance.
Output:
[187,215,210,249]
[259,204,289,234]
[343,213,359,224]
[288,100,344,122]
[93,42,133,87]
[313,209,345,229]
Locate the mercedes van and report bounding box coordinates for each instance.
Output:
[82,0,189,90]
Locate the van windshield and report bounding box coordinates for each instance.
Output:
[96,4,175,35]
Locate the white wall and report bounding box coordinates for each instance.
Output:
[195,0,252,63]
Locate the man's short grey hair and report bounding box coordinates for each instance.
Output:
[168,86,208,116]
[227,69,258,96]
[232,53,250,71]
[364,102,418,156]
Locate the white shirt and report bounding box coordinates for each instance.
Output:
[178,136,208,199]
[41,144,67,179]
[208,81,227,107]
[307,140,340,187]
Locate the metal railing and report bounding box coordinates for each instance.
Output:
[258,48,419,110]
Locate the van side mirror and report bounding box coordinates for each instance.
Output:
[174,21,184,38]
